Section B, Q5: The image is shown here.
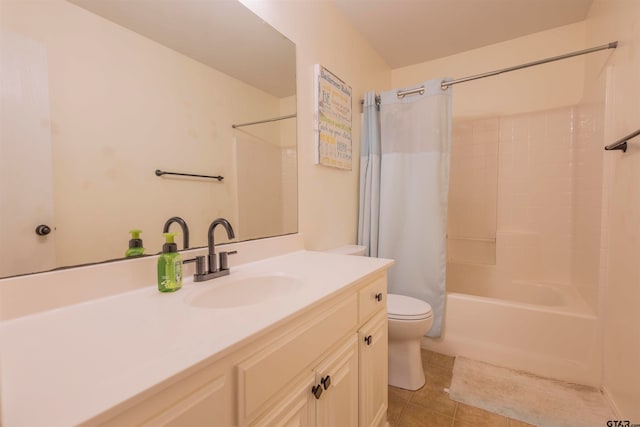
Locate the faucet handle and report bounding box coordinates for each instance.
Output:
[194,256,206,276]
[219,250,237,271]
[185,256,207,276]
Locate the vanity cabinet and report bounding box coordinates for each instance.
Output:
[252,335,358,427]
[140,373,229,427]
[357,275,388,427]
[314,335,359,426]
[236,294,358,425]
[358,275,387,324]
[93,270,388,427]
[249,372,315,426]
[97,361,233,427]
[358,311,388,427]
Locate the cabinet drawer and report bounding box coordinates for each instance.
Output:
[237,294,358,425]
[358,276,387,323]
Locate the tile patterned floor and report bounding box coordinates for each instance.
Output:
[388,349,535,427]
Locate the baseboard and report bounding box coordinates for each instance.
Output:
[601,385,622,419]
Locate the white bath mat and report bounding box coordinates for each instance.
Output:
[449,357,615,427]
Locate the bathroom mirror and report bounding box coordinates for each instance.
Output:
[0,0,297,278]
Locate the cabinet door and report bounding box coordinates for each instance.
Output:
[237,295,357,424]
[100,369,231,427]
[315,335,359,427]
[359,311,388,427]
[251,373,315,427]
[142,375,228,427]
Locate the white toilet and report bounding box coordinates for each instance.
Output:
[387,293,433,390]
[327,245,434,391]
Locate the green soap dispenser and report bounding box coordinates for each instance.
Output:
[125,229,145,257]
[157,232,183,293]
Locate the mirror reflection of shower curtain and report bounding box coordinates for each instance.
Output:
[360,79,451,337]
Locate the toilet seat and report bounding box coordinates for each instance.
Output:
[387,294,433,321]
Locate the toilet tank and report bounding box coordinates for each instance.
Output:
[325,245,366,256]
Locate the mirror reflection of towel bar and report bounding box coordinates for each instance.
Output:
[155,169,224,181]
[231,113,296,128]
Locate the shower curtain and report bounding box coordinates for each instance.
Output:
[358,79,452,337]
[358,92,381,257]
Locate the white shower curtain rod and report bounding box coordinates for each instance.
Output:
[361,41,618,105]
[440,41,617,90]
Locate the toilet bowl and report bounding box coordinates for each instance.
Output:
[326,245,434,391]
[387,293,433,390]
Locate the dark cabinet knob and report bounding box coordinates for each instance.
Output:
[375,293,383,302]
[312,384,323,399]
[321,375,331,390]
[35,225,51,236]
[364,335,373,346]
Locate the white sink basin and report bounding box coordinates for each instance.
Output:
[188,273,305,309]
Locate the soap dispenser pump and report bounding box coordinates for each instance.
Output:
[125,229,145,257]
[157,232,183,293]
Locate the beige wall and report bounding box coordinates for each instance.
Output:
[585,0,640,420]
[392,22,588,120]
[1,0,290,269]
[239,0,392,251]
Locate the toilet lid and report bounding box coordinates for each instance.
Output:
[387,293,433,321]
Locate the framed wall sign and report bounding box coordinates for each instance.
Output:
[314,65,352,170]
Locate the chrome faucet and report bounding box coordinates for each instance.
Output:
[162,216,189,249]
[194,218,236,282]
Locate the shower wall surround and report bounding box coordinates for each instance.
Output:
[447,118,499,266]
[496,107,576,286]
[447,101,604,312]
[571,101,605,312]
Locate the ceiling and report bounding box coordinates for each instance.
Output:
[333,0,594,68]
[68,0,296,97]
[66,0,594,94]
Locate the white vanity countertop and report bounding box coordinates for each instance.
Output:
[0,250,392,426]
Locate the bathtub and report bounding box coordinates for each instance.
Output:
[422,278,602,386]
